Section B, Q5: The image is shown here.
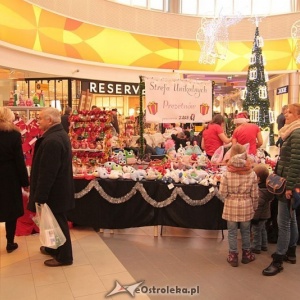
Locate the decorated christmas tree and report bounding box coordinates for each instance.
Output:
[242,24,275,146]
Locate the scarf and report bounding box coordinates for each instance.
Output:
[279,119,300,141]
[227,159,252,175]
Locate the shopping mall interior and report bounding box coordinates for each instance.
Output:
[1,1,300,299]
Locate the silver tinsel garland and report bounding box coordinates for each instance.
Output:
[74,180,223,208]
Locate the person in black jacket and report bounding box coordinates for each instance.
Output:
[171,130,190,151]
[263,104,300,276]
[111,108,120,134]
[28,107,75,267]
[275,105,288,147]
[251,164,274,254]
[0,107,29,253]
[61,106,72,133]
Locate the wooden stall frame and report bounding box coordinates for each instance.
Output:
[78,89,92,110]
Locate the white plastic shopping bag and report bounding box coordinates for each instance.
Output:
[222,143,250,163]
[211,145,224,163]
[34,203,66,249]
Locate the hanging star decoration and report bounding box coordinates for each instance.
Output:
[196,13,242,64]
[291,20,300,64]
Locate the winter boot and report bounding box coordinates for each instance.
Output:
[227,251,238,267]
[283,246,297,264]
[262,253,284,276]
[241,249,255,264]
[6,242,18,253]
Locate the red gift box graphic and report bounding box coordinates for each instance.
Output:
[147,101,158,115]
[200,103,210,115]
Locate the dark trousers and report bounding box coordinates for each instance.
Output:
[5,219,17,244]
[44,212,73,263]
[266,197,278,243]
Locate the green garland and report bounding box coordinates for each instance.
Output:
[139,76,145,157]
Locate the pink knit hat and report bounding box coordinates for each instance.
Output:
[234,112,250,124]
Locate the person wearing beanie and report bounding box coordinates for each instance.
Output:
[232,112,263,155]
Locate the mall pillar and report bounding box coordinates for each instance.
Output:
[289,72,299,104]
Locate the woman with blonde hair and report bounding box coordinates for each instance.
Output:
[0,107,29,253]
[263,103,300,276]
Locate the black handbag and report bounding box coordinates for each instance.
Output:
[266,173,286,195]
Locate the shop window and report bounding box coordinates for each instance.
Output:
[13,78,73,111]
[94,96,124,113]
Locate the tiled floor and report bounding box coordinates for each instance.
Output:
[101,226,300,300]
[1,224,300,300]
[2,146,298,300]
[0,224,149,300]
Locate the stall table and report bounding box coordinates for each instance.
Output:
[67,178,226,233]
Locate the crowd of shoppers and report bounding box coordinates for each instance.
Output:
[200,108,299,277]
[2,104,299,277]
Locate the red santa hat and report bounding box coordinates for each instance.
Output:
[234,112,250,124]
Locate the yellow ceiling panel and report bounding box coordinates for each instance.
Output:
[85,29,151,65]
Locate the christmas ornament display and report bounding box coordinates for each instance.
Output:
[69,108,119,175]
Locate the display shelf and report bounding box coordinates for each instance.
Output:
[70,109,114,172]
[72,148,104,152]
[7,106,42,120]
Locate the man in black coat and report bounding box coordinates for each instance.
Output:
[28,107,75,267]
